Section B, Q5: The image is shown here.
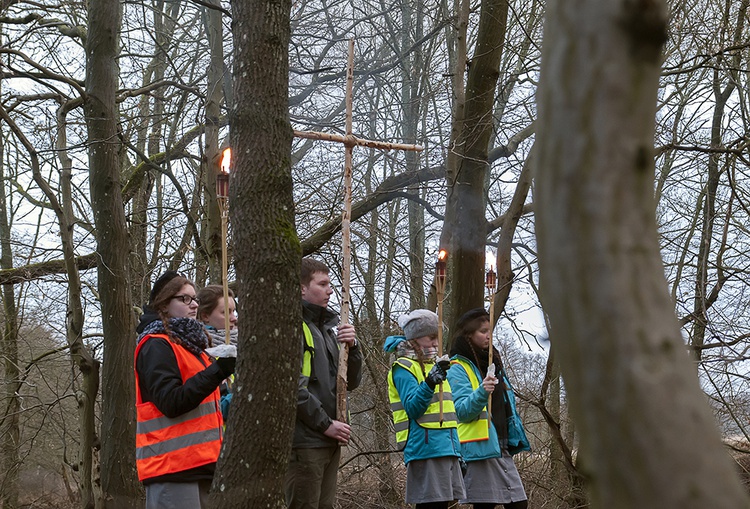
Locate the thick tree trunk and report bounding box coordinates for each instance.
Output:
[85,0,141,505]
[442,0,509,324]
[534,0,750,507]
[210,0,296,504]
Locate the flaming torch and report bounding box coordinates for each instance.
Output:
[435,249,448,424]
[485,251,497,420]
[217,148,232,346]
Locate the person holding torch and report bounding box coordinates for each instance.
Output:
[384,309,465,509]
[447,308,530,509]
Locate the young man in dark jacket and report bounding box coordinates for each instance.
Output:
[284,258,363,509]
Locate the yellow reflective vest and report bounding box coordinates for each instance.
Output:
[450,357,490,443]
[387,357,458,448]
[302,322,314,378]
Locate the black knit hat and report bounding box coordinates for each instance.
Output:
[455,307,490,331]
[149,270,181,304]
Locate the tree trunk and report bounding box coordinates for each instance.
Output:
[442,0,509,325]
[534,0,750,507]
[688,0,748,361]
[202,0,226,284]
[491,155,532,319]
[209,0,296,504]
[85,0,142,505]
[402,0,426,310]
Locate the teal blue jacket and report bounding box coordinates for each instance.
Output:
[447,355,530,461]
[390,363,462,464]
[447,355,501,461]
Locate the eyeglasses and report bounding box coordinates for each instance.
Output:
[172,294,200,305]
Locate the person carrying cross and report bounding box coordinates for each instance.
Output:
[284,257,363,509]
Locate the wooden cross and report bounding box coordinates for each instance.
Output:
[294,39,423,423]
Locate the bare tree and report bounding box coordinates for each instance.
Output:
[84,0,141,504]
[441,0,510,323]
[0,85,20,509]
[534,0,750,507]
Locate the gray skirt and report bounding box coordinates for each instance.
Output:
[461,455,527,504]
[405,456,466,504]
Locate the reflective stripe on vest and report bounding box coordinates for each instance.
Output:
[134,334,223,481]
[387,357,458,448]
[450,358,490,443]
[302,322,314,378]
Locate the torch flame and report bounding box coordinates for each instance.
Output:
[486,251,496,270]
[438,249,448,261]
[220,148,232,173]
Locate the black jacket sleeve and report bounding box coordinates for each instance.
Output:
[136,337,225,418]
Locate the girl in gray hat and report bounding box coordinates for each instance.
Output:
[384,309,466,508]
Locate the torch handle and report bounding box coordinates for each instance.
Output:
[487,286,495,426]
[221,210,231,346]
[436,276,445,425]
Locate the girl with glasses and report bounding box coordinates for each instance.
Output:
[134,273,236,508]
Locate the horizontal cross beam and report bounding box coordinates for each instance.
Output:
[293,129,423,152]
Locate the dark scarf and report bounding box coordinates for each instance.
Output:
[139,317,209,355]
[450,335,509,441]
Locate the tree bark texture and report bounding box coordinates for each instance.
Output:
[210,0,297,504]
[442,0,509,326]
[534,0,750,507]
[84,0,142,505]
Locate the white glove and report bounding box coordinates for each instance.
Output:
[205,344,237,358]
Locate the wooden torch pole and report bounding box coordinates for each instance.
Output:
[435,249,448,425]
[486,261,496,422]
[217,148,232,346]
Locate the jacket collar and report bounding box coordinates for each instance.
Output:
[302,299,338,328]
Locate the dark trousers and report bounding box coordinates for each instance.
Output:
[284,446,341,509]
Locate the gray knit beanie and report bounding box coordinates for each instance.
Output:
[398,309,439,340]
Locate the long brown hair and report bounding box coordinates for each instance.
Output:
[450,308,503,376]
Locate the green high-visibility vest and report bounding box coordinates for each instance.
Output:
[302,322,314,379]
[450,357,490,443]
[387,357,458,448]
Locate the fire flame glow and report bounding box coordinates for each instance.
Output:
[486,251,496,270]
[438,249,448,261]
[220,148,232,173]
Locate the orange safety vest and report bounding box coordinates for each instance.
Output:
[134,334,223,482]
